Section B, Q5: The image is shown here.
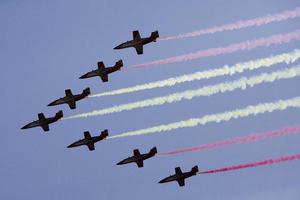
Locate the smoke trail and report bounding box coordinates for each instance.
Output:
[159,125,300,155]
[90,50,300,98]
[65,66,300,119]
[132,30,300,68]
[198,153,300,175]
[160,7,300,40]
[108,96,300,139]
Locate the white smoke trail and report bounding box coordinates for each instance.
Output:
[65,66,300,119]
[109,96,300,139]
[90,50,300,98]
[160,7,300,40]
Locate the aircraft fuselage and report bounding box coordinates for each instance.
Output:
[118,153,152,165]
[159,172,194,184]
[21,117,59,129]
[49,94,86,106]
[115,37,154,49]
[68,136,102,148]
[80,67,120,79]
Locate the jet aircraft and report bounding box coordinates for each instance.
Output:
[159,165,199,187]
[67,130,108,151]
[114,30,159,55]
[117,147,157,168]
[79,60,123,82]
[48,87,90,109]
[21,111,63,132]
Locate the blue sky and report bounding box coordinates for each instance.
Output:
[1,0,300,199]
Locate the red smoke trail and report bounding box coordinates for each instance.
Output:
[159,125,300,156]
[132,30,300,68]
[198,153,300,174]
[160,7,300,41]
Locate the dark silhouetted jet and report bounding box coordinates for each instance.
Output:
[67,130,108,151]
[117,147,157,168]
[48,88,90,109]
[79,60,123,82]
[21,111,63,132]
[114,30,159,55]
[159,166,198,187]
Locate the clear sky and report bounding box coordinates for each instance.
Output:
[1,0,300,199]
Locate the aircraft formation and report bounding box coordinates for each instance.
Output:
[21,30,199,187]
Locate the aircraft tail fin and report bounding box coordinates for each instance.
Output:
[191,165,199,174]
[151,31,159,41]
[149,146,158,156]
[115,59,123,68]
[83,87,91,96]
[100,129,109,139]
[55,110,63,119]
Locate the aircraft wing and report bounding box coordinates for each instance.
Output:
[133,149,141,157]
[175,167,183,175]
[133,30,141,40]
[41,124,49,132]
[101,74,108,82]
[97,61,105,70]
[177,179,185,187]
[38,113,46,121]
[134,45,143,55]
[87,143,95,151]
[65,89,73,98]
[67,101,76,109]
[84,131,92,139]
[135,160,144,168]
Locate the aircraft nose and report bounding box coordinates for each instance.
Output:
[158,179,165,184]
[47,101,56,106]
[114,45,122,49]
[116,160,124,165]
[21,125,28,129]
[79,74,85,79]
